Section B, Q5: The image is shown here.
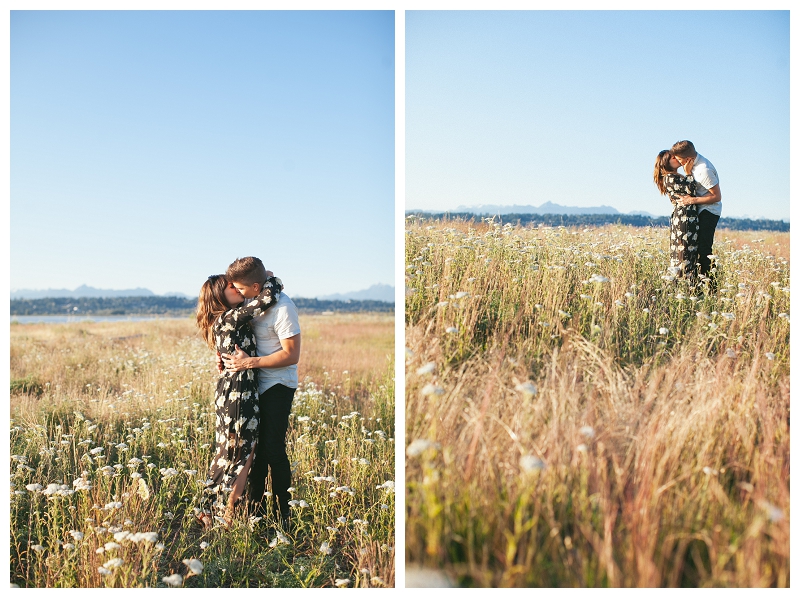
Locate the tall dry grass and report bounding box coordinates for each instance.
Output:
[405,219,789,587]
[10,314,394,588]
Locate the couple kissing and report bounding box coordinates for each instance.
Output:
[195,256,301,533]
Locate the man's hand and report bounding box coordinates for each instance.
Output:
[221,345,252,373]
[678,184,721,208]
[216,351,223,374]
[220,335,300,374]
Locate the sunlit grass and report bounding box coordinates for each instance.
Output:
[405,218,788,588]
[10,315,395,588]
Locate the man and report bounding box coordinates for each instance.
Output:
[671,140,722,287]
[220,256,301,531]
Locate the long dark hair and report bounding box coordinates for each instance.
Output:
[653,150,677,195]
[196,275,229,349]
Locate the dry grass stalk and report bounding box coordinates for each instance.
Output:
[405,219,788,587]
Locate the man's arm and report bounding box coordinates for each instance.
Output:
[221,334,301,372]
[677,184,721,207]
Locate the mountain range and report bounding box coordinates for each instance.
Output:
[10,283,395,302]
[9,285,173,300]
[316,284,395,303]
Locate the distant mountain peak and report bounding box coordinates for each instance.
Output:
[316,283,394,303]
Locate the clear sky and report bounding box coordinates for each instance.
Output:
[406,10,789,221]
[11,10,394,297]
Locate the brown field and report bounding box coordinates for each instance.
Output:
[405,221,789,588]
[10,313,394,415]
[10,312,395,588]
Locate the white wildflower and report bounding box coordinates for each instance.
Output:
[183,559,203,575]
[162,573,183,587]
[406,439,438,457]
[416,362,436,375]
[520,454,545,473]
[421,383,445,396]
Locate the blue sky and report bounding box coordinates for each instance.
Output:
[406,10,789,220]
[11,10,394,297]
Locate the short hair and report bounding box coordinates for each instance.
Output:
[671,140,697,159]
[226,256,267,286]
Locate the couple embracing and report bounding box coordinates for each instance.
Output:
[653,140,722,288]
[194,256,301,533]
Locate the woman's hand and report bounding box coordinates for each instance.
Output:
[221,345,252,373]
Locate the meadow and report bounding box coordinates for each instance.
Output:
[10,313,395,588]
[405,218,789,588]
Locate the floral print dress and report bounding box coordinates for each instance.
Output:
[200,277,282,518]
[664,173,699,279]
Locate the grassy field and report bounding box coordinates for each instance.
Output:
[405,218,789,588]
[10,313,395,588]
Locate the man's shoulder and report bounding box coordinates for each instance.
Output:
[695,153,716,171]
[276,293,297,309]
[274,293,300,322]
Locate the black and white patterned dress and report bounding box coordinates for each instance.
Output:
[201,277,282,517]
[664,173,699,279]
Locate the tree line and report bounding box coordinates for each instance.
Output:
[407,212,790,232]
[10,296,394,316]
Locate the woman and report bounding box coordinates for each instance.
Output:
[195,274,282,529]
[654,150,699,281]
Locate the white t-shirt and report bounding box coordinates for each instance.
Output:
[689,153,722,217]
[252,292,301,393]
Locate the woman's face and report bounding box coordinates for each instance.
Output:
[668,155,682,171]
[224,282,244,308]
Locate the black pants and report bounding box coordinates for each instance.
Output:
[697,209,720,279]
[248,383,295,519]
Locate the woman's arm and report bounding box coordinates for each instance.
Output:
[219,277,282,327]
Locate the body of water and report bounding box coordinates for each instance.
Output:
[11,315,190,324]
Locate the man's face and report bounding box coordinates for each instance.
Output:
[673,155,689,166]
[232,281,260,299]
